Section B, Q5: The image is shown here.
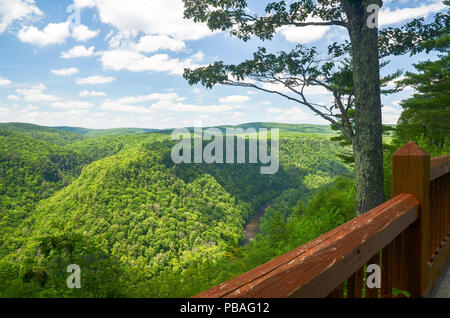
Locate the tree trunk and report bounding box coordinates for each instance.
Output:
[343,0,385,215]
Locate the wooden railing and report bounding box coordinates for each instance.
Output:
[195,142,450,298]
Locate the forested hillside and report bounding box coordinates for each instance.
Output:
[0,123,353,297]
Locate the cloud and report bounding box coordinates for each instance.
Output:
[72,24,100,41]
[99,50,204,75]
[266,106,327,124]
[18,22,70,46]
[135,35,186,53]
[100,101,153,114]
[7,94,20,100]
[279,25,330,44]
[191,88,202,95]
[116,92,186,104]
[79,90,106,97]
[16,21,99,46]
[61,45,95,58]
[0,0,43,34]
[50,67,79,76]
[379,2,446,26]
[279,15,330,44]
[381,100,403,124]
[260,82,330,97]
[16,83,60,102]
[219,95,251,104]
[74,0,96,8]
[101,92,242,114]
[0,77,11,86]
[74,0,214,41]
[51,100,94,109]
[76,75,116,85]
[385,75,414,92]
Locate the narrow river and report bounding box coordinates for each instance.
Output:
[241,203,270,246]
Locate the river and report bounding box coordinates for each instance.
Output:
[241,203,270,246]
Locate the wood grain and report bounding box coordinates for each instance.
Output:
[195,194,418,298]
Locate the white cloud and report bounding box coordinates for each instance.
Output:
[231,112,246,120]
[74,0,96,8]
[0,77,11,86]
[74,0,214,41]
[7,94,20,100]
[16,21,99,46]
[0,0,43,34]
[72,24,100,41]
[279,15,331,44]
[76,75,116,85]
[100,101,152,114]
[157,103,240,113]
[51,100,94,109]
[79,90,107,97]
[266,106,327,124]
[116,92,186,104]
[191,88,202,95]
[135,35,186,53]
[260,82,331,98]
[260,82,291,93]
[101,92,241,114]
[18,22,70,46]
[279,24,330,44]
[219,95,251,104]
[385,75,415,92]
[382,100,403,124]
[61,45,95,58]
[16,83,60,102]
[100,50,204,75]
[50,67,79,76]
[379,2,446,26]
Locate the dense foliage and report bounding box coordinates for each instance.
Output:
[393,46,450,156]
[0,123,354,297]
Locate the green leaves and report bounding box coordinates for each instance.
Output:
[392,288,411,298]
[183,0,345,41]
[379,8,450,57]
[0,124,352,297]
[394,50,450,154]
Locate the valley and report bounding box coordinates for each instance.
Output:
[0,122,354,297]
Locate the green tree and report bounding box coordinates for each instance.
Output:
[394,40,450,155]
[182,0,448,215]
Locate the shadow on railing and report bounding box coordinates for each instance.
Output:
[195,142,450,298]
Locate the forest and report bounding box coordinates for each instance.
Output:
[0,0,448,299]
[0,122,354,297]
[1,102,447,298]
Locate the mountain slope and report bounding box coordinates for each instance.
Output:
[0,123,351,297]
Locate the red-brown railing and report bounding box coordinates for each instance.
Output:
[195,142,450,298]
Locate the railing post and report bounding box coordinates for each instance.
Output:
[389,141,430,297]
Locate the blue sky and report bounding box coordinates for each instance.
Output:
[0,0,446,129]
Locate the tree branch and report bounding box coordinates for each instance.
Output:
[290,21,347,28]
[224,79,353,142]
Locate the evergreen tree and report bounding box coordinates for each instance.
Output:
[394,38,450,155]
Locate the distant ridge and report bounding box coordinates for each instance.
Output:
[0,121,336,142]
[51,126,160,137]
[160,122,336,135]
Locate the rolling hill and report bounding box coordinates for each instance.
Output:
[0,122,352,297]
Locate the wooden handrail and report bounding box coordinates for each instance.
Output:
[430,155,450,181]
[196,194,419,298]
[195,142,449,298]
